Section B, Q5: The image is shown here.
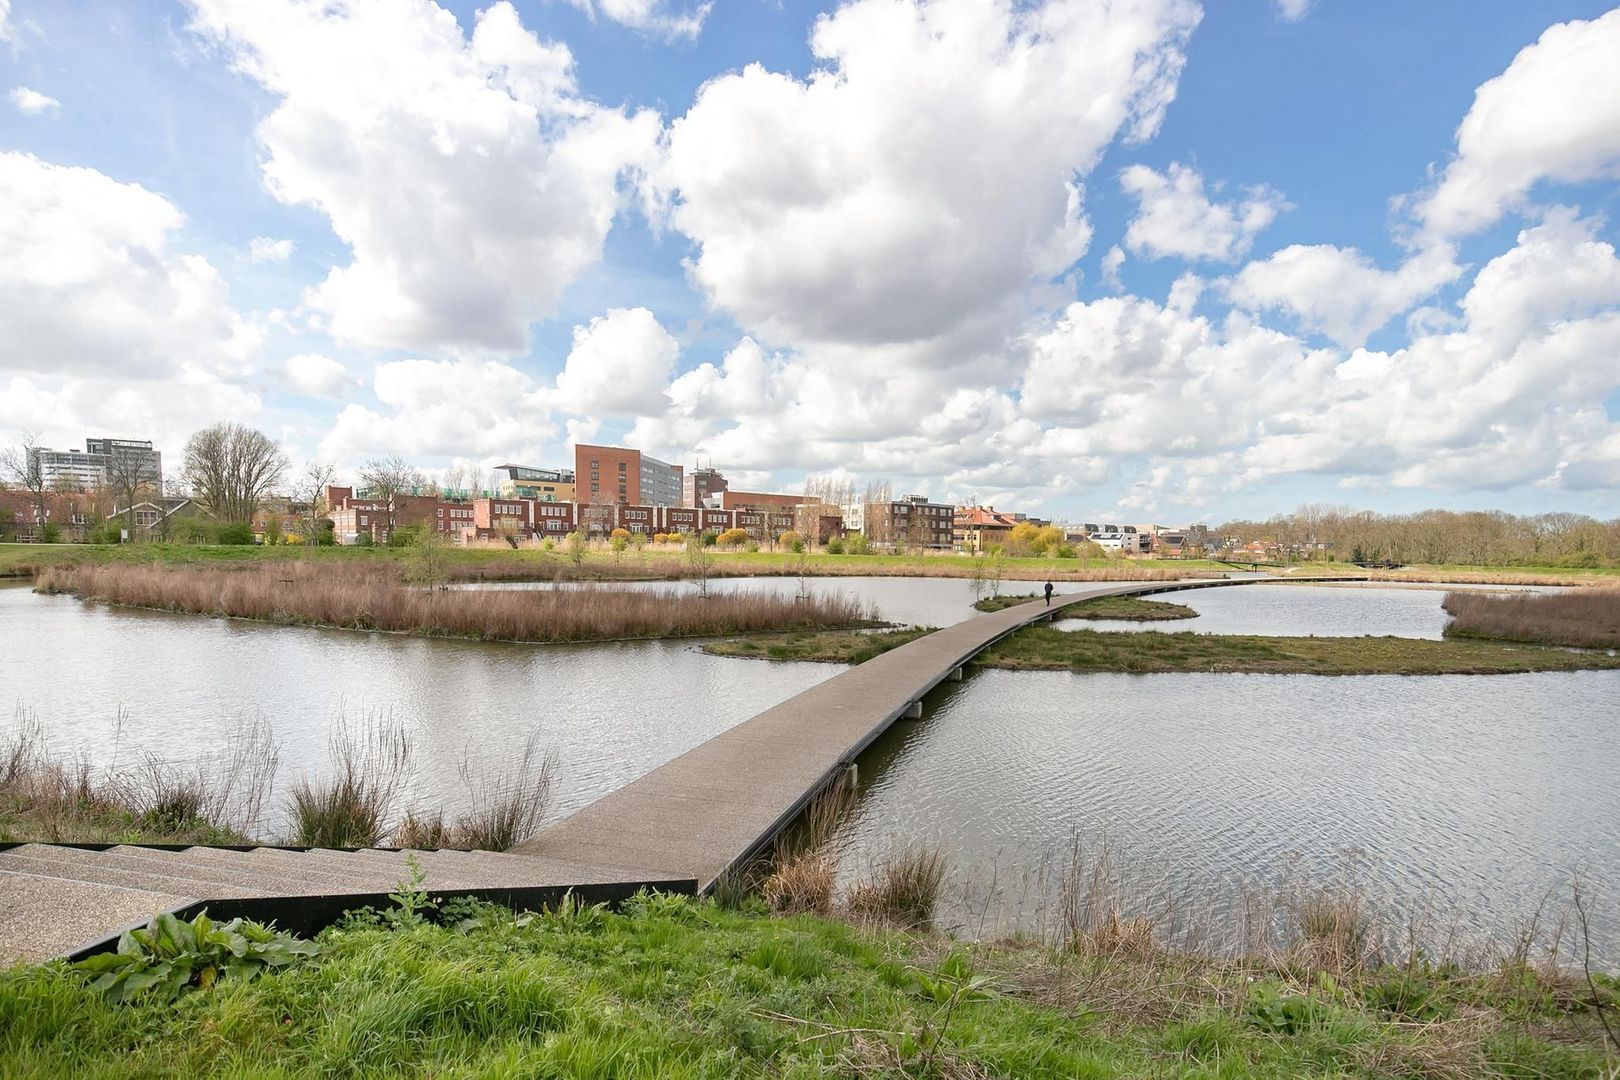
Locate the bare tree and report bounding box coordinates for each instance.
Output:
[182,422,288,524]
[293,461,337,544]
[1,431,48,536]
[105,443,162,539]
[359,455,423,542]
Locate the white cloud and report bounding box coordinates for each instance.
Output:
[655,0,1201,352]
[0,151,262,380]
[1415,8,1620,237]
[1099,245,1126,291]
[1224,241,1460,347]
[188,0,660,354]
[320,357,554,460]
[9,87,59,114]
[283,353,353,398]
[564,0,711,41]
[248,235,294,263]
[547,306,679,416]
[1273,0,1309,21]
[1120,162,1288,263]
[0,1,15,45]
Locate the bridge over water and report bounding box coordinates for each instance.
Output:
[2,574,1360,962]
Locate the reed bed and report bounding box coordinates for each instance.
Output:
[1442,586,1620,648]
[37,561,879,643]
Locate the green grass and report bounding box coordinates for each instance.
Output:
[2,895,1611,1077]
[980,626,1620,675]
[974,593,1198,619]
[704,627,933,663]
[709,624,1620,674]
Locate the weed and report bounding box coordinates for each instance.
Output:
[73,910,316,1003]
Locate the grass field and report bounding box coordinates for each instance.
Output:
[709,624,1620,675]
[973,593,1199,619]
[2,893,1612,1078]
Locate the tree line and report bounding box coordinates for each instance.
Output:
[1216,504,1620,568]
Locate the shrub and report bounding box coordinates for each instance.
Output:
[778,530,805,552]
[353,533,374,547]
[825,538,844,554]
[716,527,749,547]
[38,523,61,544]
[389,524,424,549]
[844,532,871,555]
[609,528,631,542]
[843,848,947,928]
[217,522,255,546]
[701,531,718,546]
[75,911,317,1003]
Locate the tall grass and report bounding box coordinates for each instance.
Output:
[1443,586,1620,648]
[1,705,274,844]
[286,715,411,849]
[449,733,557,851]
[37,562,879,643]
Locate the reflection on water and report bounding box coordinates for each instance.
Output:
[1059,582,1458,638]
[835,667,1620,964]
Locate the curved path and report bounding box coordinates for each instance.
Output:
[517,575,1359,888]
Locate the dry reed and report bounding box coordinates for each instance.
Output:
[1442,586,1620,648]
[286,713,411,848]
[37,562,879,643]
[844,848,949,928]
[450,733,557,851]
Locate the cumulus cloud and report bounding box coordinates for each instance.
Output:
[188,0,660,354]
[9,87,59,114]
[0,151,261,379]
[1273,0,1310,21]
[248,235,293,263]
[1099,245,1126,291]
[654,0,1201,352]
[547,306,679,416]
[320,356,555,460]
[1120,162,1288,263]
[1224,241,1460,347]
[564,0,710,41]
[283,353,353,398]
[1415,8,1620,237]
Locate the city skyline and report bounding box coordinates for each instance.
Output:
[3,0,1619,523]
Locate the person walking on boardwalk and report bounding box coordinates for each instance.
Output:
[1043,581,1054,606]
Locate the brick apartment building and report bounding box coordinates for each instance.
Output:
[575,444,683,506]
[864,495,955,550]
[326,485,473,544]
[0,489,107,542]
[953,506,1021,553]
[682,466,727,507]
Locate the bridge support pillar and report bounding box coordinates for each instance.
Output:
[903,700,924,720]
[947,667,964,682]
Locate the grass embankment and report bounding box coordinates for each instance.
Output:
[3,894,1613,1078]
[0,541,1219,583]
[1443,588,1620,649]
[710,625,1620,674]
[705,628,934,664]
[982,627,1620,675]
[35,562,878,644]
[973,593,1198,619]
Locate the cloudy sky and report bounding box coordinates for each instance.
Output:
[3,0,1619,522]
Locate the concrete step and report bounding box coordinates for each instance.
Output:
[0,869,192,966]
[105,846,375,894]
[0,847,256,899]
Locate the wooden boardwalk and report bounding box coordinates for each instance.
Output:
[517,578,1273,887]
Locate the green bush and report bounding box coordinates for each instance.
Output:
[217,522,255,545]
[354,534,374,547]
[389,525,424,548]
[74,911,317,1004]
[38,523,62,544]
[824,538,845,554]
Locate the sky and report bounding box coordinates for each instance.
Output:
[2,0,1619,524]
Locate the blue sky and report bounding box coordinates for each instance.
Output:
[3,0,1619,524]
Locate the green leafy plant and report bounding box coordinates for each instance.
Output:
[1245,985,1325,1034]
[385,854,436,928]
[74,911,317,1003]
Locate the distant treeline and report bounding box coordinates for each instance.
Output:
[1216,506,1620,568]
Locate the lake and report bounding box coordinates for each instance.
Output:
[3,575,1613,963]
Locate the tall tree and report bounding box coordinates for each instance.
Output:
[359,455,423,542]
[293,461,337,543]
[0,431,48,537]
[182,423,288,524]
[105,443,162,539]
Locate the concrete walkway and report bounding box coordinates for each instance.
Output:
[515,579,1249,887]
